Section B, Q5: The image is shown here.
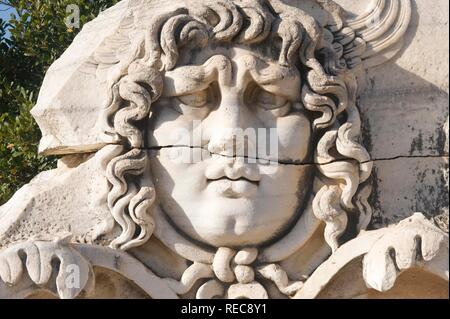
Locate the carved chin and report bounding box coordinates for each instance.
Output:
[161,196,302,248]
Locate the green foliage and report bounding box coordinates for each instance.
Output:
[0,0,119,204]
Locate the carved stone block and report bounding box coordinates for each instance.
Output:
[0,0,448,299]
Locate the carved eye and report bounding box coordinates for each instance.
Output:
[171,87,217,117]
[256,90,289,110]
[177,90,209,108]
[248,87,291,115]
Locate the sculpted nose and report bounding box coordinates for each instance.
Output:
[207,106,240,156]
[218,91,242,128]
[207,91,249,157]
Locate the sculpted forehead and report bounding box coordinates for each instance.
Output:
[176,40,283,66]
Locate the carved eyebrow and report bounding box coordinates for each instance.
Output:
[163,55,232,96]
[162,54,300,100]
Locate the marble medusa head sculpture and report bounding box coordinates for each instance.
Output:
[5,0,446,300]
[98,0,372,254]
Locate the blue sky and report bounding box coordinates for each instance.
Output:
[0,4,15,21]
[0,4,15,38]
[0,4,14,20]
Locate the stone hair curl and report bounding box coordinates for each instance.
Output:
[99,0,373,252]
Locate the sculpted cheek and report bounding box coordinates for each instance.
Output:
[276,111,312,162]
[149,105,195,147]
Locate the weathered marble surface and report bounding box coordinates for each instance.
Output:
[347,0,449,227]
[0,0,448,299]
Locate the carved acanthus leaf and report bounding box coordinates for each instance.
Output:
[0,236,94,299]
[362,213,449,292]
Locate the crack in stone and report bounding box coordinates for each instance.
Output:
[140,145,450,166]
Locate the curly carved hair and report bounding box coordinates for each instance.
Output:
[100,0,373,252]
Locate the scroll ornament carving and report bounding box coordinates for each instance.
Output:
[296,214,449,299]
[362,214,449,293]
[0,235,94,299]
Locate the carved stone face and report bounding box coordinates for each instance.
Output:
[148,46,314,248]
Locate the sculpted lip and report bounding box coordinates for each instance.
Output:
[206,175,260,198]
[207,176,260,184]
[204,162,261,185]
[206,180,258,198]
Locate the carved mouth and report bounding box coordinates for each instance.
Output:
[207,177,260,185]
[206,176,260,198]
